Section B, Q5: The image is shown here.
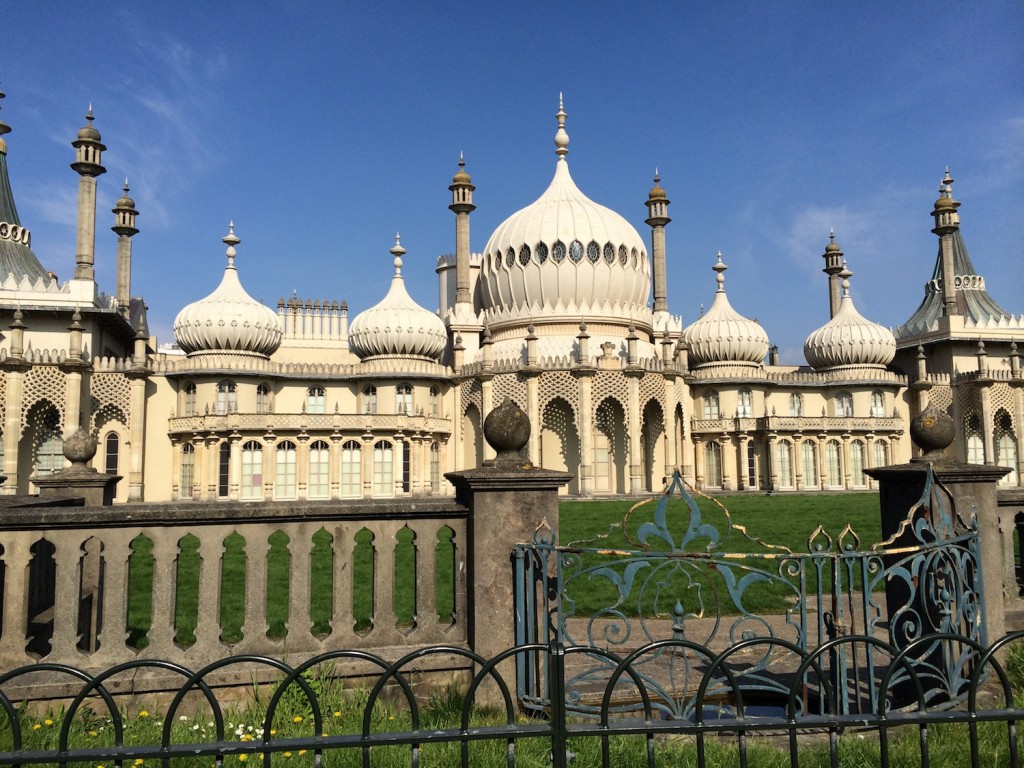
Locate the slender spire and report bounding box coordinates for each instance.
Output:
[390,232,405,275]
[223,221,239,268]
[0,86,10,152]
[713,250,727,293]
[449,152,475,307]
[822,229,845,319]
[0,89,48,283]
[646,169,671,314]
[554,93,569,159]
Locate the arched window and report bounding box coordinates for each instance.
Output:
[835,391,853,418]
[802,442,819,488]
[216,381,237,415]
[256,383,271,414]
[965,413,985,464]
[183,382,197,416]
[874,439,889,468]
[851,439,867,487]
[703,390,720,420]
[996,410,1019,485]
[307,386,326,414]
[309,440,329,498]
[363,385,377,415]
[104,432,119,475]
[704,442,723,487]
[775,440,795,488]
[275,441,297,499]
[789,393,803,417]
[826,439,843,488]
[241,440,263,500]
[430,442,441,492]
[429,386,440,417]
[870,390,885,418]
[373,440,394,496]
[396,383,413,415]
[180,443,195,500]
[341,440,362,497]
[737,389,753,418]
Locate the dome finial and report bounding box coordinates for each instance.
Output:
[654,167,660,184]
[840,259,853,296]
[554,93,569,159]
[390,232,405,274]
[712,250,727,293]
[223,221,240,267]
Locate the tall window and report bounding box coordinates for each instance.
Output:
[396,383,413,415]
[309,440,329,498]
[874,439,889,468]
[275,441,297,499]
[34,411,63,476]
[704,442,723,487]
[373,440,394,496]
[996,410,1019,486]
[183,382,197,416]
[870,391,885,418]
[746,442,757,487]
[430,442,441,492]
[737,389,753,418]
[429,386,440,417]
[104,432,119,475]
[180,443,195,500]
[965,413,985,464]
[216,381,237,415]
[219,442,230,497]
[307,386,326,414]
[802,442,819,488]
[835,391,853,418]
[789,393,803,417]
[703,390,720,420]
[826,439,843,488]
[341,440,362,497]
[775,440,795,488]
[363,385,377,415]
[851,439,867,487]
[256,383,271,414]
[241,440,263,500]
[401,441,411,492]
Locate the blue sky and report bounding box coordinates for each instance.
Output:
[3,2,1022,363]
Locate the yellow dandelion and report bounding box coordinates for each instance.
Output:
[388,715,395,721]
[292,715,303,724]
[32,724,41,730]
[269,729,276,736]
[240,734,253,742]
[238,755,247,763]
[332,710,341,718]
[283,752,292,759]
[44,719,53,726]
[134,760,145,765]
[297,750,307,756]
[89,730,98,737]
[138,710,149,718]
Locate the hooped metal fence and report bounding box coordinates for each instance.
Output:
[0,633,1022,767]
[514,467,984,719]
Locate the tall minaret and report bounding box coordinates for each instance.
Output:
[931,169,961,317]
[70,106,106,282]
[449,152,476,309]
[645,170,671,315]
[822,230,844,318]
[111,179,139,317]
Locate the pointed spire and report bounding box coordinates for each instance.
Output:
[554,93,569,159]
[0,87,10,149]
[223,221,240,268]
[390,232,405,274]
[712,250,727,293]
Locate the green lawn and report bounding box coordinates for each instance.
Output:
[123,492,883,647]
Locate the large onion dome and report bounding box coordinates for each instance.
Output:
[682,253,770,368]
[349,236,448,362]
[477,97,650,330]
[173,223,282,358]
[804,265,895,370]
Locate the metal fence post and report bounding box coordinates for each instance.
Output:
[548,642,568,768]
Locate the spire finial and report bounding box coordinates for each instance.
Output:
[840,259,853,295]
[87,103,94,122]
[554,93,569,159]
[459,150,465,167]
[123,177,130,194]
[390,232,406,274]
[712,250,727,293]
[653,167,661,185]
[223,221,240,267]
[0,86,9,141]
[829,227,835,242]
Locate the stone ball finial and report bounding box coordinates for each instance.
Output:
[910,403,955,462]
[483,398,531,467]
[63,427,98,466]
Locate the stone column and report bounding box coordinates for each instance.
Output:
[575,370,595,496]
[445,400,571,707]
[626,371,643,493]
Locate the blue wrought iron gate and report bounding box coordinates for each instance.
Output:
[514,468,985,719]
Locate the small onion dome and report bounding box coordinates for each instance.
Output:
[478,96,650,325]
[648,170,667,200]
[114,180,135,209]
[173,223,282,358]
[452,153,471,185]
[348,235,448,362]
[804,268,895,370]
[682,252,769,368]
[77,107,101,140]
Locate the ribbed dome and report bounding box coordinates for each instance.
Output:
[173,224,282,358]
[348,236,448,362]
[477,99,650,329]
[682,253,769,368]
[804,272,895,370]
